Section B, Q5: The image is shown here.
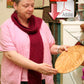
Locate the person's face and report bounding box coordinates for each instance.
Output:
[14,0,34,20]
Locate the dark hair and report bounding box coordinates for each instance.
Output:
[12,0,21,4]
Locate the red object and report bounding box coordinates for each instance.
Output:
[49,3,59,20]
[75,41,83,45]
[50,0,67,2]
[82,68,84,80]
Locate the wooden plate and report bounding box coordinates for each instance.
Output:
[55,45,84,73]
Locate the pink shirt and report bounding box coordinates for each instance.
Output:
[0,18,55,84]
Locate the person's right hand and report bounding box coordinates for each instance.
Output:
[36,63,58,75]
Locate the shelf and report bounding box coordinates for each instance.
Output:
[76,2,84,4]
[78,9,84,11]
[60,20,84,25]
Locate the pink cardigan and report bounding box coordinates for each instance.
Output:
[0,18,55,84]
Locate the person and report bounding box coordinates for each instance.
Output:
[0,0,69,84]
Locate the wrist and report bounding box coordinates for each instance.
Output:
[32,63,40,71]
[56,45,60,54]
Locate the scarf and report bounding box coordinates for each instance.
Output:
[11,11,44,84]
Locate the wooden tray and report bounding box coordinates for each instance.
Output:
[55,45,84,73]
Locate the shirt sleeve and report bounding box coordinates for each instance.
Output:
[43,21,55,47]
[0,24,16,51]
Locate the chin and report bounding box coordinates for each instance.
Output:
[27,15,32,19]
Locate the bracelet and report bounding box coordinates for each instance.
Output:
[56,45,60,54]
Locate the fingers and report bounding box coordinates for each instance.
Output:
[64,46,71,52]
[47,68,58,75]
[64,46,68,51]
[60,45,70,52]
[40,63,58,75]
[44,63,52,67]
[42,68,58,75]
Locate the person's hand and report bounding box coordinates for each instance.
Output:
[58,45,70,54]
[50,44,70,55]
[36,63,58,75]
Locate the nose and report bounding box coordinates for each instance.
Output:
[28,6,34,12]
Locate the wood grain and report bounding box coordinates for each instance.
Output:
[55,45,84,73]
